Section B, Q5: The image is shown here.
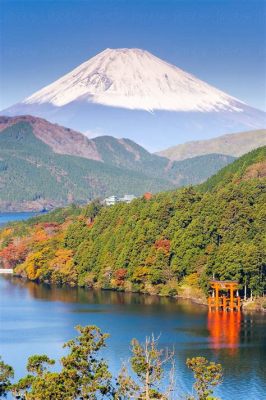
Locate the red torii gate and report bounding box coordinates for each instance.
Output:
[208,280,241,311]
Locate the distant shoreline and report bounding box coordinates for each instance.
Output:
[0,202,57,213]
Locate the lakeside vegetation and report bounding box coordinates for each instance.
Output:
[0,324,223,399]
[0,147,265,304]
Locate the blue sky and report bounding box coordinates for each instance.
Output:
[0,0,265,111]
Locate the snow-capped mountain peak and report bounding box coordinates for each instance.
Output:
[23,48,243,112]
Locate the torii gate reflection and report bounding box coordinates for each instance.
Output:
[207,280,242,354]
[207,310,242,354]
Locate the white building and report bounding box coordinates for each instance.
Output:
[104,194,137,206]
[119,194,137,203]
[104,195,119,206]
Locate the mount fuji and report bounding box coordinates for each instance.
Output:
[2,48,265,151]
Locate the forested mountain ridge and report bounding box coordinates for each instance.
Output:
[1,147,265,301]
[157,129,266,161]
[0,120,173,211]
[199,145,266,191]
[0,115,101,160]
[0,116,235,211]
[92,135,235,183]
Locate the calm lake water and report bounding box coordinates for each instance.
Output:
[0,212,42,226]
[0,277,265,399]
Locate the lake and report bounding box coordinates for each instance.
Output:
[0,212,42,226]
[0,277,265,399]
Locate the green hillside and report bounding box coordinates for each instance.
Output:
[0,122,172,208]
[94,135,235,185]
[199,146,266,192]
[1,147,265,301]
[0,119,235,210]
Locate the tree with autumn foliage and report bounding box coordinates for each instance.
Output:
[49,248,76,286]
[113,268,127,287]
[0,240,28,269]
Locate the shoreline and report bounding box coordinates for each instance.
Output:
[10,274,265,313]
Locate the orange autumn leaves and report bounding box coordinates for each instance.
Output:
[49,248,76,285]
[0,221,76,285]
[0,240,28,269]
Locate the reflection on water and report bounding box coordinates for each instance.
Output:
[208,311,241,355]
[11,277,206,314]
[0,277,265,400]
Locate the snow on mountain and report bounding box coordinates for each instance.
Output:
[23,48,244,113]
[2,48,265,150]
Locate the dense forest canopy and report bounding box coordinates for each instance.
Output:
[0,147,265,299]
